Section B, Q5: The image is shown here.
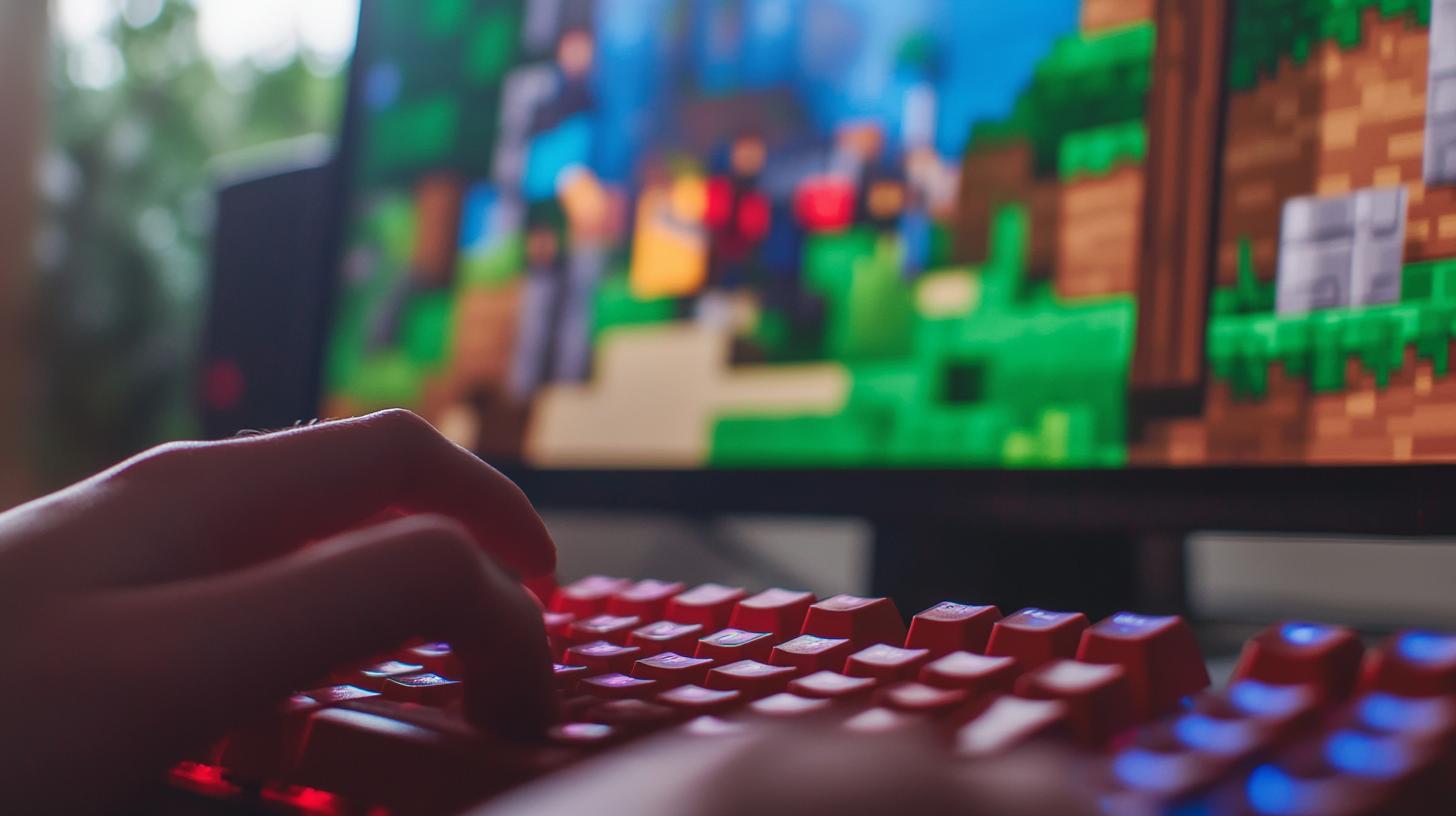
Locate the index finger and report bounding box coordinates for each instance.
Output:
[70,410,554,586]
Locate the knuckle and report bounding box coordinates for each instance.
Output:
[365,409,445,470]
[111,441,206,483]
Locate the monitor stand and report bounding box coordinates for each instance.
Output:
[869,517,1187,621]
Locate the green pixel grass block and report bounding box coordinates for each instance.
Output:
[364,97,459,182]
[466,10,520,84]
[1228,0,1430,91]
[970,22,1155,175]
[710,205,1134,469]
[803,229,915,361]
[401,290,453,367]
[1058,120,1147,180]
[459,235,524,288]
[1208,255,1456,398]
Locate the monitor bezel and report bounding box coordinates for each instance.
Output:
[318,0,1456,536]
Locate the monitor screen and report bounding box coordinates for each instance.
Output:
[325,0,1456,469]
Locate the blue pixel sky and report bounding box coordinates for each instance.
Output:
[590,0,1083,180]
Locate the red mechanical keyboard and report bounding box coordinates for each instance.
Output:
[162,577,1456,816]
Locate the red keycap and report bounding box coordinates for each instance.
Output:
[843,707,920,734]
[579,673,659,700]
[290,708,492,813]
[577,699,679,736]
[955,696,1071,757]
[844,644,931,683]
[665,583,748,629]
[382,673,463,707]
[656,684,742,715]
[919,651,1019,697]
[770,634,856,675]
[986,608,1089,671]
[1363,631,1456,698]
[877,682,970,717]
[567,614,642,646]
[399,642,463,679]
[219,694,325,781]
[1016,660,1135,747]
[705,660,796,699]
[730,588,816,637]
[1231,622,1365,701]
[258,784,352,815]
[564,641,643,675]
[750,693,833,718]
[553,664,589,690]
[788,671,878,701]
[350,660,426,692]
[168,762,240,799]
[1078,612,1210,721]
[632,652,715,688]
[548,722,618,748]
[304,684,381,706]
[606,579,685,619]
[551,576,632,617]
[627,620,704,657]
[543,612,576,638]
[801,594,907,647]
[906,602,1002,656]
[695,628,775,663]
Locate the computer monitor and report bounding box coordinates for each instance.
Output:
[314,0,1456,537]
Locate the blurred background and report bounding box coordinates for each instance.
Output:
[18,0,355,491]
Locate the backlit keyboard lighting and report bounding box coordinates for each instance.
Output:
[160,576,1456,815]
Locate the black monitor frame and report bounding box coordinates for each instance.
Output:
[318,0,1456,543]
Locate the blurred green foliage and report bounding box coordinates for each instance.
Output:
[36,0,344,486]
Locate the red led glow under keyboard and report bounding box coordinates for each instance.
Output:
[165,576,1456,816]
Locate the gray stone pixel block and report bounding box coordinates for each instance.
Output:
[1275,187,1408,315]
[1425,0,1456,185]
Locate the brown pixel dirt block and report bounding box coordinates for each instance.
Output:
[1214,10,1451,283]
[954,142,1059,279]
[1080,0,1153,31]
[1056,166,1142,299]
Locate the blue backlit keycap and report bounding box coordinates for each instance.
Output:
[1231,621,1364,701]
[1351,692,1455,738]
